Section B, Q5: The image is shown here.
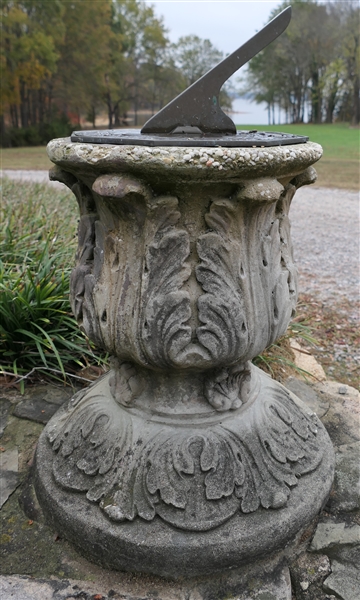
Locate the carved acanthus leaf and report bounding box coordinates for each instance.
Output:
[48,369,325,531]
[204,361,252,412]
[109,359,144,406]
[67,183,106,348]
[195,187,298,368]
[196,226,249,365]
[140,198,192,368]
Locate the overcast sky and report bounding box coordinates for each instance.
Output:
[148,1,285,55]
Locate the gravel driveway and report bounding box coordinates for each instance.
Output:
[290,186,359,305]
[1,169,359,305]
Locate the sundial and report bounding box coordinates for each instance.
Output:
[71,6,307,148]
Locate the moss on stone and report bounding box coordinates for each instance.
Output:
[0,487,90,579]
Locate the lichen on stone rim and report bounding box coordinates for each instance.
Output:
[47,138,323,182]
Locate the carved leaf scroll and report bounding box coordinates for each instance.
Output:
[195,183,298,366]
[109,359,145,407]
[67,182,105,349]
[48,368,325,531]
[204,361,252,412]
[66,172,194,368]
[140,197,192,368]
[196,198,246,364]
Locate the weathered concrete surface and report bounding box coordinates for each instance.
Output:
[290,553,332,600]
[313,381,360,446]
[285,378,330,418]
[0,575,113,600]
[0,470,19,509]
[34,368,334,578]
[46,138,322,183]
[13,385,76,425]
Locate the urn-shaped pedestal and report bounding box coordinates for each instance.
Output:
[35,138,334,579]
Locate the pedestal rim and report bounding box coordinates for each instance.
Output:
[47,138,322,184]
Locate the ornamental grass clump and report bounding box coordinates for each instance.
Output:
[0,179,107,390]
[253,318,317,382]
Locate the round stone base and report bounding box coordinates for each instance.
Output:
[34,374,334,579]
[35,437,333,579]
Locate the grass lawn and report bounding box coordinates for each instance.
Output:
[1,123,359,189]
[236,122,359,190]
[1,145,53,170]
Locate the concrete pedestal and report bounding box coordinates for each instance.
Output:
[35,138,334,582]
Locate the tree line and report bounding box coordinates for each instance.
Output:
[1,0,359,148]
[0,0,231,146]
[245,0,359,125]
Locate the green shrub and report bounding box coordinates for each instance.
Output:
[39,117,78,141]
[0,179,107,389]
[1,116,78,148]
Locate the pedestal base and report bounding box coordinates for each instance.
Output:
[34,366,334,579]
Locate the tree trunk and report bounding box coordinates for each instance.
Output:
[0,114,6,145]
[351,74,360,125]
[310,71,320,123]
[134,97,138,127]
[325,87,338,123]
[106,96,113,129]
[47,80,55,122]
[38,89,45,124]
[114,104,120,127]
[20,82,28,128]
[91,106,96,128]
[10,104,19,128]
[108,109,113,128]
[31,89,37,126]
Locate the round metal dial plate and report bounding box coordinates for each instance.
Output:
[71,129,308,148]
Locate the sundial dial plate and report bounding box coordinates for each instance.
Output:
[70,129,308,147]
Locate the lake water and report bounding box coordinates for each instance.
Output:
[227,97,286,126]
